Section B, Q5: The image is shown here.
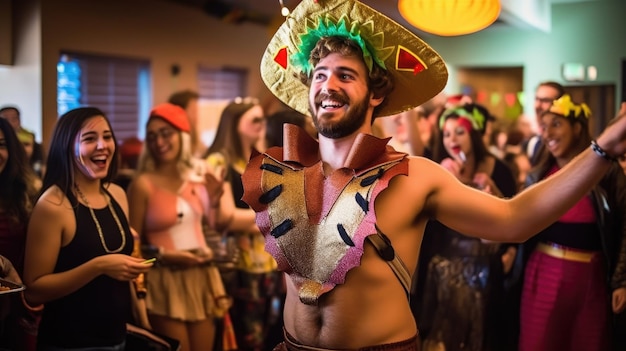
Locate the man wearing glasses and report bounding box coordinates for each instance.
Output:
[525,81,565,164]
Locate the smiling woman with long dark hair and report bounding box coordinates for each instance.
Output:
[23,107,153,350]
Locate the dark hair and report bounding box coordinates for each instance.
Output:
[0,118,37,222]
[466,103,493,135]
[205,101,258,168]
[265,110,308,148]
[298,36,394,117]
[42,107,119,200]
[0,105,20,119]
[506,129,525,146]
[168,90,199,109]
[537,81,565,98]
[503,152,521,184]
[168,90,200,151]
[420,98,444,119]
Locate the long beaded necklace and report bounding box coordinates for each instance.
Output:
[75,185,126,253]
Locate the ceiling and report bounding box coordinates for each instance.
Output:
[167,0,443,30]
[166,0,597,36]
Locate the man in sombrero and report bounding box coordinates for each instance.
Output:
[241,0,626,350]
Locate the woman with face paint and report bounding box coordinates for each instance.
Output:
[22,107,153,350]
[127,103,234,351]
[415,103,520,351]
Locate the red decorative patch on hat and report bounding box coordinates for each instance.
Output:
[396,46,427,75]
[274,47,288,70]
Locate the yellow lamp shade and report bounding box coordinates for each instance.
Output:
[398,0,501,36]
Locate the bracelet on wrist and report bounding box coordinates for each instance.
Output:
[590,140,616,162]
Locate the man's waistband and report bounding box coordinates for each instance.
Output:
[280,330,420,351]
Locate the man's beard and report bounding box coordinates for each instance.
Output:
[310,90,369,139]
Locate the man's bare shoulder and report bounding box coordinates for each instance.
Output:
[382,156,459,216]
[406,154,440,167]
[395,155,450,185]
[378,157,443,221]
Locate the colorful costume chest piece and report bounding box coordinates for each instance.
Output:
[242,125,408,305]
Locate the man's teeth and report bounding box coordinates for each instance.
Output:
[322,101,343,108]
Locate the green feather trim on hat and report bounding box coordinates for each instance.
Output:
[260,0,448,118]
[292,14,392,75]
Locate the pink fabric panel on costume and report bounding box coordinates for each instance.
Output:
[519,250,608,351]
[546,166,596,223]
[328,168,400,285]
[143,180,207,251]
[260,212,292,273]
[143,182,178,250]
[557,194,596,223]
[177,182,209,249]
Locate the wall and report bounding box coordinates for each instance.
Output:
[0,0,12,65]
[37,0,272,147]
[3,0,625,145]
[0,0,42,140]
[425,0,625,122]
[457,67,524,122]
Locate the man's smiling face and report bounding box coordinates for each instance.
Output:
[308,52,374,139]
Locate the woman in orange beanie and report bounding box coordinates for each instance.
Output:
[127,103,234,351]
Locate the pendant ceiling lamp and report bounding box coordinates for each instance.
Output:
[398,0,501,36]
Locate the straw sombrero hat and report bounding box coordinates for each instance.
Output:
[260,0,448,118]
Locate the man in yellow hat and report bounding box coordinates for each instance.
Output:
[241,1,626,350]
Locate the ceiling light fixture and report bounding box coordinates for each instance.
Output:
[279,0,290,17]
[398,0,501,36]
